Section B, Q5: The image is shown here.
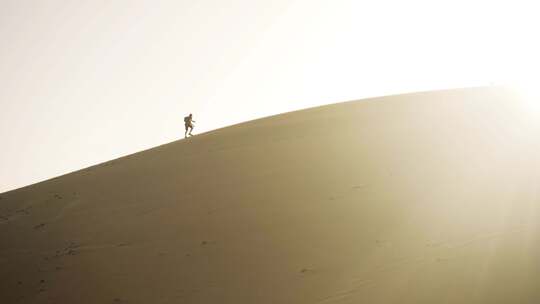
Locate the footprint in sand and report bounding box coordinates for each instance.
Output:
[352,184,366,190]
[53,242,81,258]
[16,207,31,215]
[37,280,47,293]
[200,240,216,246]
[300,267,316,275]
[328,195,344,201]
[33,223,46,230]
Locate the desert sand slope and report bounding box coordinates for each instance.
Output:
[1,87,539,304]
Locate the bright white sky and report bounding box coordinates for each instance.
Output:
[1,0,539,193]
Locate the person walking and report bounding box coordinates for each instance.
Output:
[184,113,195,138]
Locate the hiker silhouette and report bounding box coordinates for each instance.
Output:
[184,113,195,138]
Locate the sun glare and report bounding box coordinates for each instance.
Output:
[514,82,540,114]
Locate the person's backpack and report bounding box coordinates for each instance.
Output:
[184,116,190,123]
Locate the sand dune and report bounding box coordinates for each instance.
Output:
[1,87,539,303]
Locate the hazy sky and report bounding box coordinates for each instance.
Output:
[1,0,539,193]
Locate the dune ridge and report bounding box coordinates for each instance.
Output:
[1,87,539,303]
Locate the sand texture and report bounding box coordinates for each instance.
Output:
[1,87,539,303]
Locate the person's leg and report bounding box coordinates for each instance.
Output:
[189,125,194,136]
[185,125,188,138]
